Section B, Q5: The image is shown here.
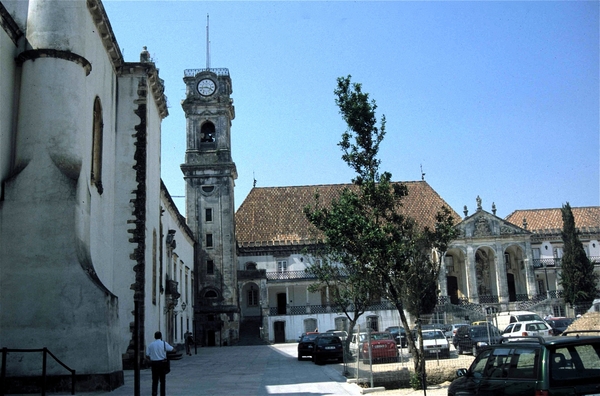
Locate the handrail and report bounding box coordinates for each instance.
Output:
[1,347,75,396]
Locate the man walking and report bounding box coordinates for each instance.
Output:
[146,331,174,396]
[184,331,193,356]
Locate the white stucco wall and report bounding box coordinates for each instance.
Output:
[0,18,17,199]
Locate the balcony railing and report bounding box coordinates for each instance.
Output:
[266,270,317,281]
[533,258,561,268]
[534,257,600,269]
[184,68,229,77]
[479,295,499,304]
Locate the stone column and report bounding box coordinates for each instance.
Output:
[495,244,509,310]
[523,242,538,299]
[438,252,448,302]
[466,246,479,304]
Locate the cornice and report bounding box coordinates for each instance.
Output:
[86,0,123,71]
[16,49,92,75]
[0,1,22,46]
[121,63,169,119]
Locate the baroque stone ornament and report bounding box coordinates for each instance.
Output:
[474,217,491,236]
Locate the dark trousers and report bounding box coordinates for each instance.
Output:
[151,361,168,396]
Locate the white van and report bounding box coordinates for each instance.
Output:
[494,311,544,332]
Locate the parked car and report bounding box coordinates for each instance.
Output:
[385,326,407,347]
[417,329,450,359]
[546,317,575,335]
[502,321,552,339]
[453,324,502,356]
[446,323,469,340]
[448,332,600,396]
[358,332,399,364]
[325,330,348,341]
[495,310,544,332]
[297,332,319,360]
[312,334,344,364]
[411,323,447,340]
[298,331,318,342]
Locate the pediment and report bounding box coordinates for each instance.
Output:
[456,210,529,239]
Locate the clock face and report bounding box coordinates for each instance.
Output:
[197,79,216,96]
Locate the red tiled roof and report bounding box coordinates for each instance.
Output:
[505,207,600,233]
[235,181,461,246]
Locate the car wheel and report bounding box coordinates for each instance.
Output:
[457,345,463,355]
[298,355,302,361]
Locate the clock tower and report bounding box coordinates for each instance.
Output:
[181,68,239,346]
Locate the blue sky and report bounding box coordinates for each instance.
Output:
[103,1,599,219]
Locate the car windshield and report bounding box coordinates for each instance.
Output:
[301,334,319,342]
[422,331,445,340]
[525,322,548,331]
[370,333,392,340]
[516,314,543,321]
[553,319,574,327]
[317,336,341,346]
[470,327,499,337]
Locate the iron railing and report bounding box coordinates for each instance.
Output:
[184,68,229,77]
[266,270,317,281]
[533,258,561,268]
[1,347,75,395]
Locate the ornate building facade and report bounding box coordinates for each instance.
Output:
[234,185,600,342]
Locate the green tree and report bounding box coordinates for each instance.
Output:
[560,202,598,314]
[305,75,457,386]
[304,247,374,359]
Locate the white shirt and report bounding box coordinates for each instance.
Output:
[146,339,174,361]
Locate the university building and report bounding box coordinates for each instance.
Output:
[234,185,600,343]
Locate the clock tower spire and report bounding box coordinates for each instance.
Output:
[181,65,239,346]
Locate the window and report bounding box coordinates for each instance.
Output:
[505,253,511,269]
[248,286,258,307]
[445,256,455,272]
[205,290,217,298]
[533,248,541,259]
[206,260,214,275]
[367,315,379,331]
[334,317,348,332]
[91,97,104,194]
[245,262,257,270]
[206,233,213,248]
[205,208,213,222]
[277,260,287,273]
[200,121,215,143]
[304,318,317,333]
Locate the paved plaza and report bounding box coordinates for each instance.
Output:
[39,343,449,396]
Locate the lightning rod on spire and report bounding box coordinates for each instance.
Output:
[206,14,210,70]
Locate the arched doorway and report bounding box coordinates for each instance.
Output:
[447,276,459,304]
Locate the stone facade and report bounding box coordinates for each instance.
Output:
[181,69,239,346]
[0,1,194,392]
[235,187,600,341]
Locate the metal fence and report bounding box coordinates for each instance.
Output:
[338,325,476,389]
